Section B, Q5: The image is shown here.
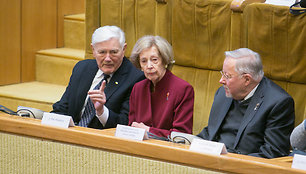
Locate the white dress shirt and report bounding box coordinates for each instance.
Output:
[80,69,112,126]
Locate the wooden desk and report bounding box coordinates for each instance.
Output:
[0,113,305,174]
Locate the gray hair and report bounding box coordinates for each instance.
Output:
[290,120,306,150]
[130,35,175,70]
[225,48,264,81]
[91,26,125,48]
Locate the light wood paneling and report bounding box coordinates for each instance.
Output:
[0,0,21,85]
[21,0,58,82]
[57,0,85,48]
[20,0,85,82]
[0,0,85,84]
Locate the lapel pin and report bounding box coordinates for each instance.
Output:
[115,82,118,85]
[166,92,169,101]
[254,103,260,111]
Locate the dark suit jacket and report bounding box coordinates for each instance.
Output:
[52,57,145,129]
[197,77,295,158]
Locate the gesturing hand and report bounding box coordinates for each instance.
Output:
[88,80,107,115]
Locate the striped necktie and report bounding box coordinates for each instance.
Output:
[78,74,110,127]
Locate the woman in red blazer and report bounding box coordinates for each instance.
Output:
[129,35,194,139]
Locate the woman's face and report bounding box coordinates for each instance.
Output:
[139,46,166,86]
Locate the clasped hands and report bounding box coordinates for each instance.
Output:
[131,122,150,140]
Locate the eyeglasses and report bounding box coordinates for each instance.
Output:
[220,71,243,80]
[97,49,121,56]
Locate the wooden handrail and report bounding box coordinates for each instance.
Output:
[0,113,305,174]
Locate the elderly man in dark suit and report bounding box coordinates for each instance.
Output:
[197,48,295,158]
[52,26,145,129]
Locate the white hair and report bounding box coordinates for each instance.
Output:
[91,26,125,48]
[225,48,264,81]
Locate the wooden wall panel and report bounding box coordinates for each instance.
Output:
[57,0,85,47]
[0,0,21,85]
[21,0,58,82]
[0,0,85,84]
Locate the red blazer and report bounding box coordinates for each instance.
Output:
[129,70,194,137]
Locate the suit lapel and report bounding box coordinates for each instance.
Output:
[75,60,98,119]
[210,97,233,140]
[104,72,126,99]
[104,58,128,100]
[233,80,265,148]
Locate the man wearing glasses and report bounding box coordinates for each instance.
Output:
[52,26,145,129]
[197,48,295,158]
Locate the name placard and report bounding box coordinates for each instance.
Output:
[115,124,145,141]
[189,138,227,155]
[41,112,75,128]
[292,154,306,171]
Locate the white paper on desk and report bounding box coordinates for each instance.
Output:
[189,138,227,155]
[115,124,145,141]
[292,154,306,171]
[41,112,75,128]
[265,0,296,6]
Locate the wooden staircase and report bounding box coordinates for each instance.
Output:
[0,14,85,112]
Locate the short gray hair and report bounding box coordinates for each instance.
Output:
[130,35,174,70]
[91,26,125,48]
[225,48,264,81]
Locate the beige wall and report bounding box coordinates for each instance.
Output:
[0,0,85,85]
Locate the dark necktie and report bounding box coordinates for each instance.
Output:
[78,74,110,127]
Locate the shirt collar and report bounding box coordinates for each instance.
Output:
[96,69,103,78]
[243,83,259,101]
[97,69,113,78]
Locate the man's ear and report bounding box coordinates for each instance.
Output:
[91,44,94,52]
[122,43,127,52]
[244,74,252,86]
[91,44,97,58]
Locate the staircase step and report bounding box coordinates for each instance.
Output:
[65,13,85,21]
[0,82,66,112]
[36,48,85,86]
[64,13,85,49]
[0,13,85,114]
